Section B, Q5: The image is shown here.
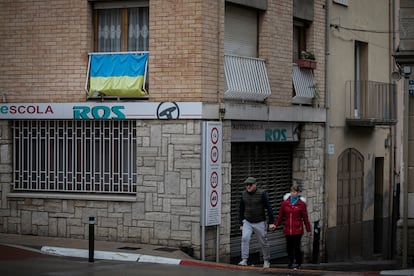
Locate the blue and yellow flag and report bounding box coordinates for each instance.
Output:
[89,53,148,97]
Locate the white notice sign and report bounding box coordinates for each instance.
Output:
[201,122,222,226]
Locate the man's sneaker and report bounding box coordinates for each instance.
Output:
[263,260,270,268]
[238,259,248,266]
[294,265,301,270]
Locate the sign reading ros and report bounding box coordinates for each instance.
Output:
[73,106,126,119]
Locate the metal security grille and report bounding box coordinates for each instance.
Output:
[13,120,137,194]
[230,142,293,261]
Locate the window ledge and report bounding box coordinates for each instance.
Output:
[7,192,137,202]
[87,95,149,101]
[297,59,317,69]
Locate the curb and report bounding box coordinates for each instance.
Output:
[39,246,268,271]
[40,246,181,265]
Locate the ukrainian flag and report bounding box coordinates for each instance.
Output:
[89,53,148,97]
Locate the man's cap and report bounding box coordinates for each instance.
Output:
[244,176,257,184]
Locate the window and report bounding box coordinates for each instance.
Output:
[224,4,258,57]
[223,4,271,101]
[292,20,315,105]
[93,1,149,52]
[354,41,368,118]
[293,21,307,62]
[89,1,150,98]
[13,120,137,194]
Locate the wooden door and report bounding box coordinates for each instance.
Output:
[337,148,364,260]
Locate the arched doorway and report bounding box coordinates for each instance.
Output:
[336,148,364,260]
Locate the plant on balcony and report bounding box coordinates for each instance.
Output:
[311,83,320,108]
[298,51,317,69]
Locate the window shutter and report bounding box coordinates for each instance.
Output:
[224,5,257,57]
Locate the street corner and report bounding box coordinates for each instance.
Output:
[0,244,50,260]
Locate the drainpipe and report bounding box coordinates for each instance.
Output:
[390,0,398,260]
[393,0,409,268]
[402,70,409,269]
[323,0,331,262]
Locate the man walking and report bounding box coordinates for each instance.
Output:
[238,176,275,268]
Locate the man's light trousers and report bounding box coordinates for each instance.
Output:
[241,219,270,261]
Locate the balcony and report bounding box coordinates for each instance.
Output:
[345,80,397,126]
[85,51,149,100]
[224,55,271,102]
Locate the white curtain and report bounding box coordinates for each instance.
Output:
[98,9,121,52]
[128,7,149,51]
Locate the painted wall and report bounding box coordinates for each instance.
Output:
[326,0,395,260]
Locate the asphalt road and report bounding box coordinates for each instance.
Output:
[0,245,293,276]
[2,244,400,276]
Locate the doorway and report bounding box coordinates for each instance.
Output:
[336,148,364,260]
[230,142,293,263]
[374,157,384,254]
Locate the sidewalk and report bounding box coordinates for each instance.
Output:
[0,233,413,275]
[0,233,192,263]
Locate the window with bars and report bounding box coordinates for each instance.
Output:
[13,120,137,194]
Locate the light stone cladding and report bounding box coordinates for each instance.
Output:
[0,120,231,261]
[292,123,325,258]
[0,119,325,262]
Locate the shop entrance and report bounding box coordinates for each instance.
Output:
[230,142,293,263]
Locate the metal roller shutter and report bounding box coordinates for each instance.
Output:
[224,5,257,57]
[230,142,293,263]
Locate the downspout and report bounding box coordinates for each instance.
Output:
[390,0,397,260]
[402,70,409,269]
[323,0,331,262]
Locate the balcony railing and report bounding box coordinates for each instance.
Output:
[292,64,316,105]
[224,54,271,102]
[345,80,397,126]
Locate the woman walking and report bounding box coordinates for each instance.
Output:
[273,184,311,269]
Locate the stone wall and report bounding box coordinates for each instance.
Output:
[396,218,414,265]
[0,120,326,262]
[0,119,232,261]
[292,123,325,262]
[0,120,12,213]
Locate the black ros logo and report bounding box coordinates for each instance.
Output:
[156,102,180,119]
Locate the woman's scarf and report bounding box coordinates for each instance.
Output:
[290,196,299,205]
